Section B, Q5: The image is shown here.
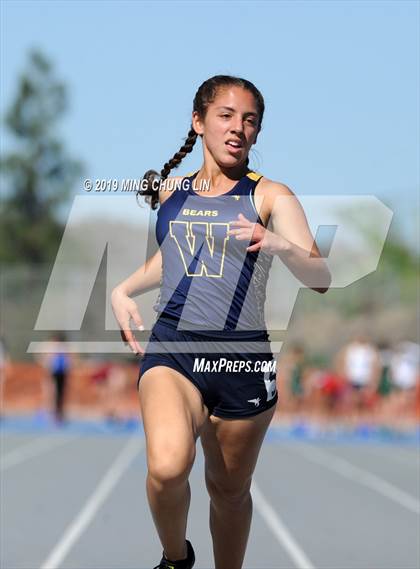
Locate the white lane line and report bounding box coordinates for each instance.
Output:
[291,444,420,515]
[40,436,144,569]
[1,436,78,472]
[251,479,315,569]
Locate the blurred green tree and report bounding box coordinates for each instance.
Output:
[0,49,83,264]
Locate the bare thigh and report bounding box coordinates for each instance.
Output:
[138,366,209,478]
[200,406,276,496]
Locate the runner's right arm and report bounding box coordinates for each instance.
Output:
[111,249,162,355]
[111,176,183,354]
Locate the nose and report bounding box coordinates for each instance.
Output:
[230,116,244,134]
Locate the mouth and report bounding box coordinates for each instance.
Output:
[225,139,244,153]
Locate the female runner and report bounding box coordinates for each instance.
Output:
[111,75,331,569]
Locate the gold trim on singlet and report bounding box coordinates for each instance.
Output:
[186,170,263,181]
[246,171,263,182]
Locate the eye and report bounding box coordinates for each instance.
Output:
[221,114,231,119]
[246,117,257,125]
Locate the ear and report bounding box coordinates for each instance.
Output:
[192,111,204,136]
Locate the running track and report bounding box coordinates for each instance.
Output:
[1,417,419,569]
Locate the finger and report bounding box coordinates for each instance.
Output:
[131,340,144,356]
[128,333,144,356]
[131,337,144,355]
[246,242,262,252]
[119,318,131,336]
[122,329,135,346]
[232,231,250,240]
[230,215,251,225]
[129,309,144,331]
[135,342,145,356]
[121,329,142,355]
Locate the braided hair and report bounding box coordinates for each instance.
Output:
[137,75,265,210]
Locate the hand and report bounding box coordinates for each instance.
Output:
[228,213,289,254]
[111,287,145,356]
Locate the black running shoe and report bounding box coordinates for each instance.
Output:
[153,539,195,569]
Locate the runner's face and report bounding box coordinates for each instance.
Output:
[194,86,260,168]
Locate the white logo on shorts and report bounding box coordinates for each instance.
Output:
[264,373,277,402]
[247,397,261,407]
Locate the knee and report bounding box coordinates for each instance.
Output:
[148,447,195,489]
[205,470,252,507]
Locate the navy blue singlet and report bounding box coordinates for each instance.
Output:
[153,170,273,333]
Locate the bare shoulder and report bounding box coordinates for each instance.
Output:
[158,175,184,205]
[254,176,299,223]
[257,176,296,199]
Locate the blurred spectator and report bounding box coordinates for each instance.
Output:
[336,334,381,422]
[390,341,419,391]
[387,341,420,425]
[376,341,394,397]
[319,368,346,418]
[302,362,346,423]
[0,335,11,419]
[288,344,306,411]
[280,343,308,413]
[373,340,394,422]
[37,332,72,424]
[90,361,129,422]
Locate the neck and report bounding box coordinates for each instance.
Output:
[196,163,250,191]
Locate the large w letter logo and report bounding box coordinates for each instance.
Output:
[169,221,230,277]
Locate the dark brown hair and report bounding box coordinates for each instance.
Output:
[137,75,265,210]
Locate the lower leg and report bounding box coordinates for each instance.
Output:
[209,490,253,569]
[138,367,209,563]
[146,472,190,561]
[200,407,276,568]
[55,388,64,421]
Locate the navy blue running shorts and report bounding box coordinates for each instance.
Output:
[137,316,279,419]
